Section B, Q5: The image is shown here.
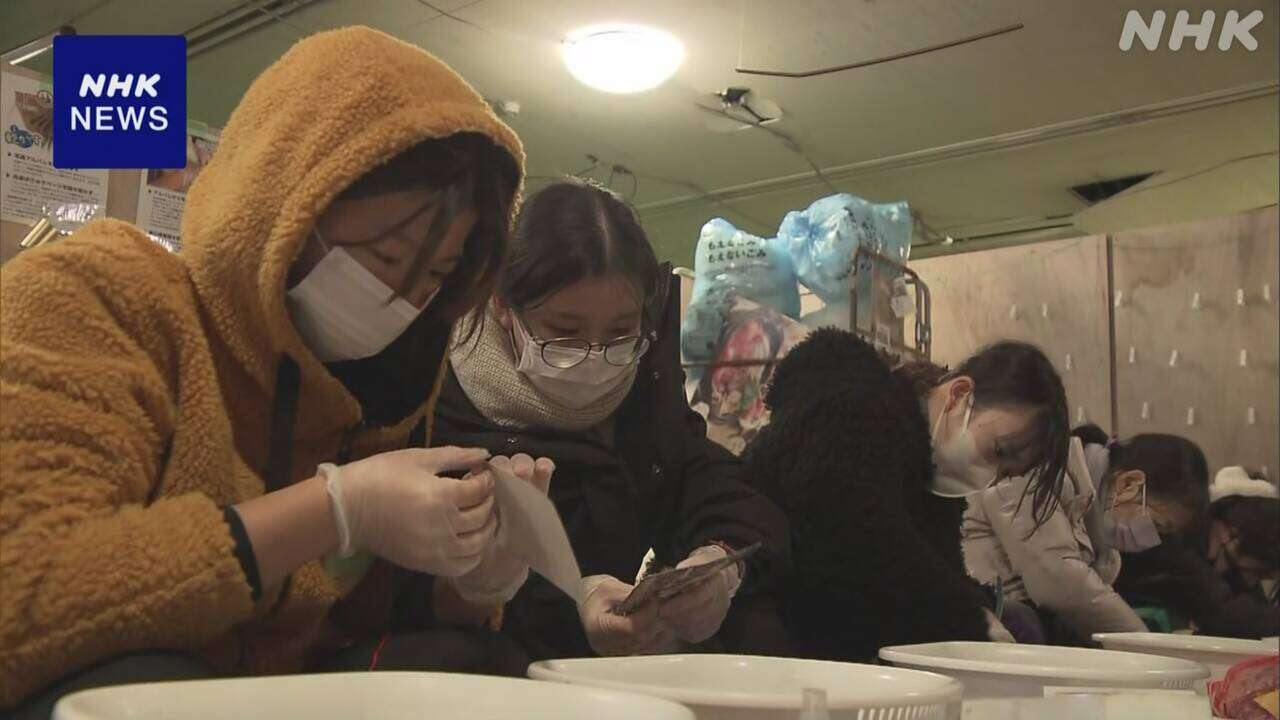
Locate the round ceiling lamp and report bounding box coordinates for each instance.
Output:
[561,24,685,94]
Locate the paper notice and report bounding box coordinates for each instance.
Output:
[489,463,582,604]
[1,71,108,225]
[135,125,219,251]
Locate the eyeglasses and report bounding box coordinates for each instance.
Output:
[518,315,653,369]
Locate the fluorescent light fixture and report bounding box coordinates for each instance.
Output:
[3,26,75,66]
[561,24,684,94]
[7,45,51,65]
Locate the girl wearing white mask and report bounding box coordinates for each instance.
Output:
[1,28,540,718]
[724,335,1070,662]
[430,178,790,660]
[1089,433,1277,638]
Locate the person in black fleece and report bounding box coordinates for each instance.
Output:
[414,179,790,660]
[726,328,1070,661]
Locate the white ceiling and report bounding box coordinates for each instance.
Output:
[3,0,1277,262]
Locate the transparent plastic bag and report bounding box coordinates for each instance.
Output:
[680,218,799,365]
[778,193,911,332]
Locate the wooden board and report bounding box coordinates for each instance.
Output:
[911,235,1113,433]
[1112,206,1279,479]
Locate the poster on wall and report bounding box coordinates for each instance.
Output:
[686,294,812,455]
[1,71,109,225]
[134,123,219,252]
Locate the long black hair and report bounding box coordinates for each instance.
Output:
[325,132,520,322]
[319,133,519,424]
[492,177,661,330]
[898,341,1070,528]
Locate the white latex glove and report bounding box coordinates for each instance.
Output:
[656,545,742,644]
[579,575,677,656]
[984,609,1016,643]
[321,446,496,576]
[449,454,555,604]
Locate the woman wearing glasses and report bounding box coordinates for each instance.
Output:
[421,178,789,659]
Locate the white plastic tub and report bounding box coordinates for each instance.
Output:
[529,654,964,720]
[879,641,1210,699]
[1093,632,1278,688]
[53,671,695,720]
[961,693,1212,719]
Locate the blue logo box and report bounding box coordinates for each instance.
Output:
[53,35,186,169]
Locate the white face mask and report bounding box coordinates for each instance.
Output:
[510,313,639,409]
[286,230,434,362]
[930,393,998,497]
[1106,482,1163,553]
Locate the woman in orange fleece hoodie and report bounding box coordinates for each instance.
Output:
[0,27,537,715]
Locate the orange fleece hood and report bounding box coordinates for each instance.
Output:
[180,25,524,430]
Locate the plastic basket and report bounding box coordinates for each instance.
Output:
[529,654,963,720]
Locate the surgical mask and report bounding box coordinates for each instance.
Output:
[930,393,998,498]
[1106,483,1163,553]
[286,229,434,362]
[510,314,638,409]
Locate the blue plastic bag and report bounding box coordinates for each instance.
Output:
[777,194,911,331]
[779,193,911,304]
[681,219,799,365]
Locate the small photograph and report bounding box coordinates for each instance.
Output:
[11,87,53,150]
[145,134,217,193]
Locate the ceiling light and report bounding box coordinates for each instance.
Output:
[561,24,684,94]
[2,26,74,66]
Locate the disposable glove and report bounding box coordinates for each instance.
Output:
[321,446,496,576]
[449,454,555,604]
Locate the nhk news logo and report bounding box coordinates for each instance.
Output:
[53,35,186,169]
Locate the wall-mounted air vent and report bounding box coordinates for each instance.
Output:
[1069,173,1156,205]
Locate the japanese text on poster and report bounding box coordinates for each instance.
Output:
[1,71,109,225]
[134,123,219,252]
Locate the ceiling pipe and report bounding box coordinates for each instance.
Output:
[637,79,1279,218]
[735,23,1024,78]
[184,0,323,58]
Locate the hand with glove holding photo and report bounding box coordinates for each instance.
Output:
[578,543,752,655]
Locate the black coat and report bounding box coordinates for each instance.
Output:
[733,328,989,662]
[425,282,791,660]
[1116,540,1280,639]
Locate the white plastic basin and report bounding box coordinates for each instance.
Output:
[528,654,963,720]
[962,693,1212,719]
[1094,632,1278,688]
[53,671,695,720]
[880,641,1210,699]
